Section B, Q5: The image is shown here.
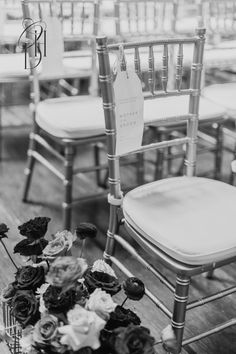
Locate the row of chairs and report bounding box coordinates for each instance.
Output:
[1,0,236,230]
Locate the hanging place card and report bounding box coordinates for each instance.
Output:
[113,70,144,156]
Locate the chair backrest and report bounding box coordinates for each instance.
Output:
[96,29,205,199]
[197,0,236,44]
[103,0,179,41]
[21,0,100,99]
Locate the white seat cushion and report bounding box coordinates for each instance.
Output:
[123,176,236,265]
[36,96,105,139]
[203,83,236,119]
[36,94,226,139]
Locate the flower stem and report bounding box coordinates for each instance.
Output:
[0,239,18,270]
[121,296,128,307]
[80,239,86,258]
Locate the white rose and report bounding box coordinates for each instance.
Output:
[58,304,105,351]
[85,288,117,320]
[92,259,117,278]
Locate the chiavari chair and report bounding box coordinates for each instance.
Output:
[97,29,236,353]
[21,0,108,230]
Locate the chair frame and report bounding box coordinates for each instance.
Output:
[96,30,236,353]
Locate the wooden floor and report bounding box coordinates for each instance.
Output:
[0,106,236,354]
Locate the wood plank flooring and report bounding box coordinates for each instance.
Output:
[0,106,236,354]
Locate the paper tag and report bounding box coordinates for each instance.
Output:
[41,16,64,77]
[113,71,144,155]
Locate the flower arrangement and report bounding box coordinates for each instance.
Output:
[0,217,177,354]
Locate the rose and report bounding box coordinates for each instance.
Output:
[0,223,9,239]
[18,217,51,241]
[11,290,40,328]
[46,257,87,290]
[15,266,45,291]
[91,260,117,278]
[14,238,48,257]
[33,315,58,348]
[43,285,77,314]
[75,223,97,240]
[123,277,145,301]
[112,325,155,354]
[42,230,74,260]
[84,269,121,295]
[105,306,141,330]
[85,288,117,320]
[58,304,105,351]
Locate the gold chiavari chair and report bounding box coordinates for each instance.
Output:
[97,29,236,353]
[21,0,108,230]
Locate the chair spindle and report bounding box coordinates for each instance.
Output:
[161,44,168,92]
[148,45,155,94]
[176,43,183,92]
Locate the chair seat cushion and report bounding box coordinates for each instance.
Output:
[36,94,226,139]
[203,83,236,119]
[36,96,105,139]
[123,176,236,265]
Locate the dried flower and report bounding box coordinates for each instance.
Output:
[18,217,51,241]
[92,259,117,278]
[123,277,145,301]
[0,223,9,239]
[75,223,97,240]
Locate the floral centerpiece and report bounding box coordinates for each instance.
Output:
[0,217,178,354]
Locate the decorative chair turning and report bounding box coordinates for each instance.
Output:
[97,30,236,353]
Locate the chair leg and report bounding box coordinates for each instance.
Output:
[171,276,190,354]
[214,123,223,180]
[94,143,105,187]
[62,144,75,230]
[22,125,39,202]
[154,129,166,180]
[137,152,145,185]
[104,204,119,264]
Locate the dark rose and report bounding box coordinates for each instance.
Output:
[33,315,58,348]
[14,238,48,256]
[105,306,141,330]
[18,217,51,241]
[43,285,76,314]
[15,266,45,291]
[11,290,40,328]
[123,278,145,301]
[84,269,121,296]
[77,348,93,354]
[0,223,9,239]
[75,223,97,240]
[113,325,155,354]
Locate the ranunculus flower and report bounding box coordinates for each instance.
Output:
[85,288,117,320]
[42,230,74,260]
[105,306,141,330]
[46,257,87,291]
[14,238,48,257]
[43,285,77,314]
[84,269,121,296]
[58,304,105,351]
[91,260,117,278]
[112,325,155,354]
[18,217,51,241]
[123,277,145,301]
[33,315,58,347]
[75,223,97,240]
[0,223,9,239]
[15,266,45,291]
[11,290,40,328]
